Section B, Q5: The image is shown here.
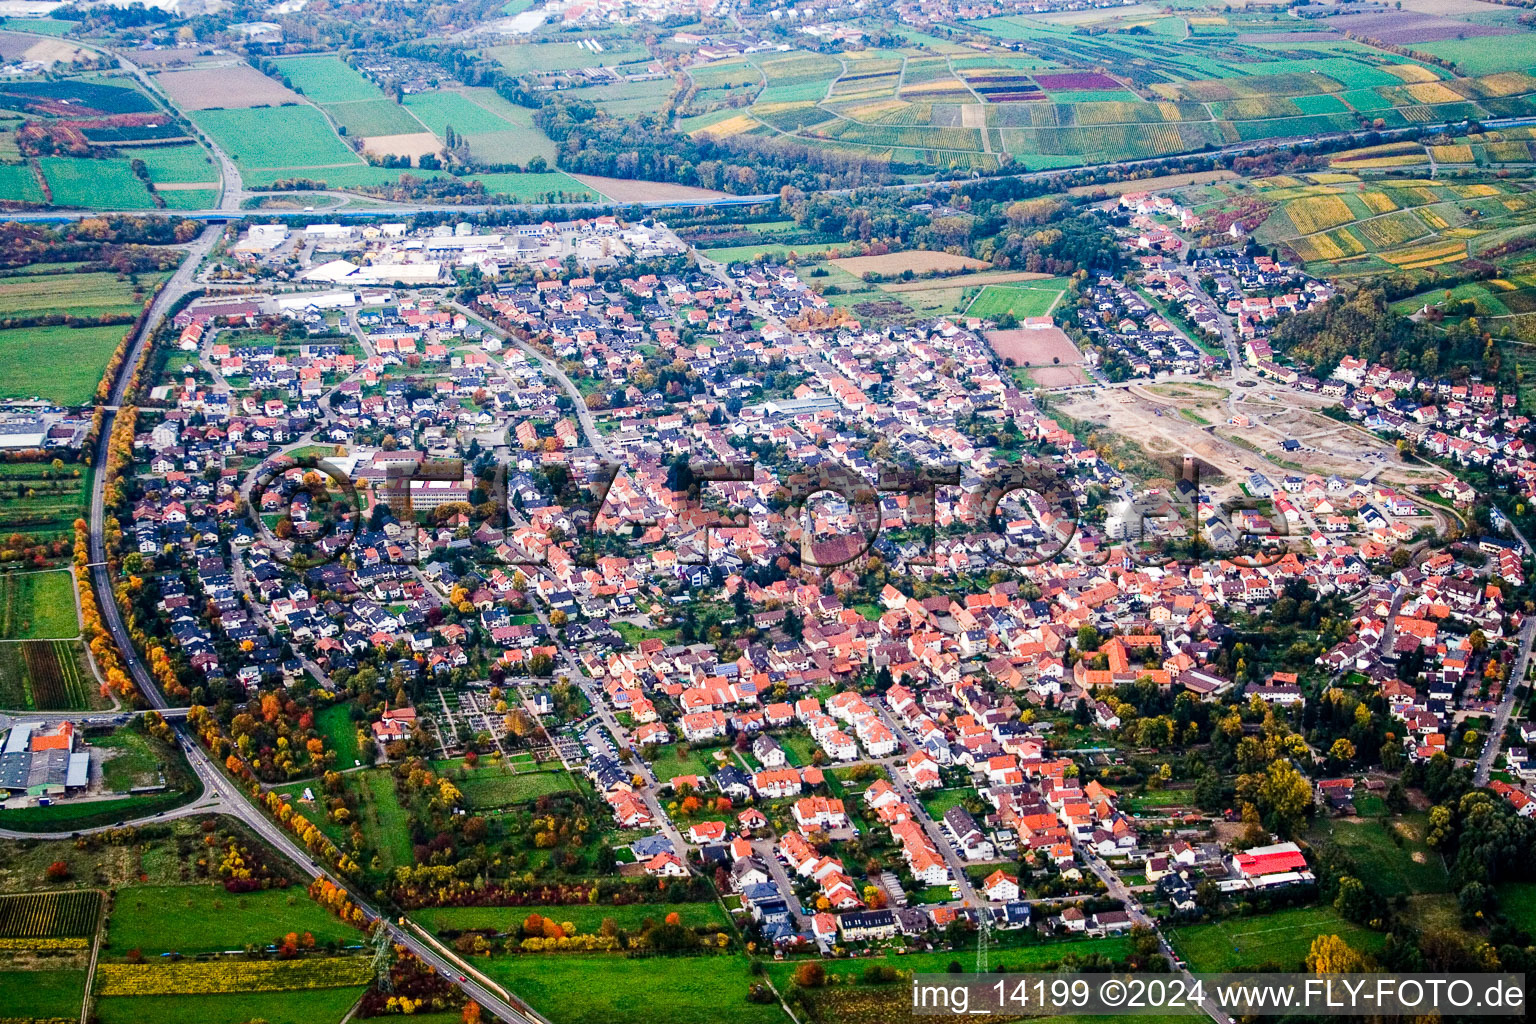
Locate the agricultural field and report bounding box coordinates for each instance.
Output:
[104,885,357,957]
[479,953,790,1024]
[0,460,90,536]
[188,105,389,188]
[0,267,164,320]
[0,889,101,939]
[485,38,651,75]
[0,639,91,710]
[94,982,369,1024]
[1209,171,1536,279]
[1168,905,1386,971]
[39,156,152,209]
[404,87,558,164]
[0,569,80,640]
[0,967,88,1020]
[415,900,729,936]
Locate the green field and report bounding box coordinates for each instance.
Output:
[0,788,194,831]
[326,97,422,137]
[486,39,651,75]
[95,985,368,1024]
[1497,881,1536,931]
[0,323,129,405]
[40,157,151,209]
[479,953,789,1024]
[105,885,357,956]
[190,105,365,174]
[469,171,595,201]
[0,161,45,204]
[0,268,160,319]
[0,967,86,1019]
[133,143,219,184]
[1169,906,1386,971]
[415,900,728,936]
[158,188,220,210]
[316,704,361,767]
[436,763,579,809]
[0,639,91,711]
[354,768,412,871]
[272,55,382,104]
[1308,815,1449,897]
[404,86,562,164]
[94,729,164,790]
[700,241,856,263]
[964,279,1069,319]
[0,569,79,639]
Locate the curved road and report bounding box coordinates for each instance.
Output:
[23,226,550,1024]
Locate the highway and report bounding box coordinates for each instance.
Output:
[0,115,1531,227]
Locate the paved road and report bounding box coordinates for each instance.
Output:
[1078,845,1231,1024]
[57,226,550,1024]
[453,300,612,459]
[1475,617,1535,786]
[0,116,1530,227]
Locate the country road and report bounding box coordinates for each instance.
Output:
[23,225,554,1024]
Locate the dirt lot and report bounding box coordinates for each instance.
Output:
[116,47,222,67]
[1030,365,1090,387]
[155,65,304,110]
[1325,10,1514,42]
[0,32,89,65]
[986,325,1081,366]
[1054,378,1447,511]
[363,132,441,160]
[569,173,729,202]
[833,250,991,279]
[1067,169,1236,198]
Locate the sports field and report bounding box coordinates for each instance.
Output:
[965,278,1070,319]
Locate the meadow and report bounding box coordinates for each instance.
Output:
[40,157,151,209]
[94,984,368,1024]
[0,268,160,320]
[1307,814,1450,897]
[479,953,790,1024]
[433,762,579,809]
[316,704,362,766]
[104,885,357,956]
[1168,905,1386,971]
[0,967,87,1020]
[415,900,729,936]
[0,323,130,405]
[0,569,79,639]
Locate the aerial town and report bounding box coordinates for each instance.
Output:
[3,0,1536,1022]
